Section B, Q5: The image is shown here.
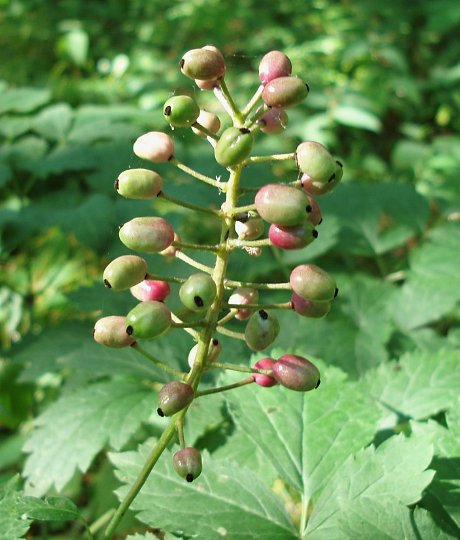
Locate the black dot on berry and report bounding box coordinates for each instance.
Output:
[167,154,174,161]
[235,212,250,223]
[259,310,268,320]
[334,288,339,298]
[312,230,318,238]
[315,379,321,389]
[130,341,137,347]
[212,338,219,346]
[126,325,134,335]
[194,296,204,307]
[114,179,119,190]
[319,218,323,225]
[224,230,230,240]
[305,83,310,92]
[239,128,251,134]
[336,160,343,168]
[306,205,312,213]
[157,190,163,198]
[103,279,112,288]
[157,408,164,417]
[164,106,172,116]
[186,473,194,482]
[179,59,185,69]
[328,173,336,183]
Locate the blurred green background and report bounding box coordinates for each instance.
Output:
[1,0,460,510]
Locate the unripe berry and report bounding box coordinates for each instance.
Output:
[290,264,337,302]
[192,110,221,137]
[188,338,221,368]
[115,168,163,199]
[103,255,147,290]
[258,51,292,85]
[179,273,217,311]
[262,77,309,108]
[269,222,318,250]
[133,131,174,162]
[272,354,320,391]
[244,310,280,351]
[252,357,277,387]
[93,316,135,348]
[180,47,226,81]
[235,217,264,240]
[215,127,253,168]
[119,217,174,253]
[173,447,202,482]
[163,95,200,128]
[157,381,194,417]
[160,232,181,257]
[228,287,259,320]
[126,301,172,339]
[130,279,171,302]
[259,108,288,134]
[291,293,331,318]
[306,197,322,226]
[302,160,343,196]
[255,184,309,226]
[296,142,336,184]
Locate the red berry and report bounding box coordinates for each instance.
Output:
[252,358,277,387]
[258,51,292,85]
[130,280,171,302]
[272,354,320,391]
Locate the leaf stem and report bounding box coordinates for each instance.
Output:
[244,152,295,165]
[229,238,272,249]
[214,79,244,125]
[175,251,214,273]
[210,362,272,376]
[224,301,292,310]
[215,325,246,340]
[195,377,254,397]
[145,273,186,284]
[224,278,292,290]
[131,343,185,378]
[174,240,220,252]
[170,158,226,190]
[158,191,221,216]
[192,121,219,140]
[88,509,115,536]
[242,84,264,117]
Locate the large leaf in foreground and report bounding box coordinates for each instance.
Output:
[363,349,460,421]
[226,363,379,495]
[0,477,31,540]
[22,379,154,496]
[304,434,435,538]
[110,444,298,540]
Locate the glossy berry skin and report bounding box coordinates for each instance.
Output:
[255,184,309,226]
[215,127,253,168]
[272,354,320,391]
[296,142,336,184]
[173,447,202,482]
[163,95,200,128]
[290,264,337,302]
[253,358,277,387]
[262,77,309,108]
[157,381,194,417]
[116,168,163,199]
[93,316,135,348]
[302,160,343,196]
[133,131,174,162]
[103,255,147,290]
[126,301,171,339]
[306,197,322,226]
[235,217,264,241]
[130,280,171,302]
[244,310,280,351]
[259,108,288,134]
[179,273,217,311]
[291,293,331,318]
[228,287,259,320]
[192,110,221,136]
[160,232,181,257]
[259,51,292,85]
[119,217,174,253]
[269,222,317,250]
[180,47,225,81]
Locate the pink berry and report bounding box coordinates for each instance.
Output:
[133,131,174,162]
[130,280,171,302]
[291,293,331,318]
[269,222,318,250]
[252,358,277,387]
[258,51,292,85]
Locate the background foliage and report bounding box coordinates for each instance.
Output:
[1,0,459,538]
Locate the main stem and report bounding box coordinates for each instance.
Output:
[103,166,242,540]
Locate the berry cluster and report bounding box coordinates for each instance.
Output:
[95,46,342,518]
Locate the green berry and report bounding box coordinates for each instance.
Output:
[163,95,200,128]
[291,293,331,318]
[259,51,292,85]
[126,301,172,339]
[262,76,309,108]
[173,447,202,482]
[215,127,253,168]
[244,310,280,351]
[180,47,226,81]
[290,264,337,302]
[157,381,194,417]
[93,316,135,348]
[179,273,217,311]
[255,184,309,226]
[133,131,174,162]
[272,354,320,391]
[296,142,336,184]
[103,255,147,290]
[115,168,163,199]
[119,217,174,253]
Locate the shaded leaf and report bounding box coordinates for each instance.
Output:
[33,103,73,141]
[0,87,50,114]
[333,105,382,132]
[0,476,31,540]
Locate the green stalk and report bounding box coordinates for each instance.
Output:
[195,377,254,397]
